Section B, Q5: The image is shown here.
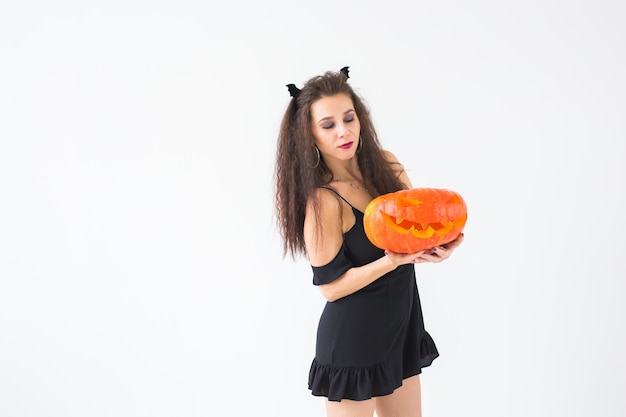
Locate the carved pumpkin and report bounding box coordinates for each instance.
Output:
[363,188,467,253]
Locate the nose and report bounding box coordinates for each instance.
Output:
[336,122,348,137]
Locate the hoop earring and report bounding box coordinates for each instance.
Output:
[357,135,363,153]
[310,146,320,168]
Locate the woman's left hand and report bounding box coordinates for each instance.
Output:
[414,233,465,264]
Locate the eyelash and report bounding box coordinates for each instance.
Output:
[322,116,355,129]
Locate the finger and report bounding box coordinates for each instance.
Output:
[431,246,446,256]
[423,249,446,263]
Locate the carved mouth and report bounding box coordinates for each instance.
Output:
[380,211,453,238]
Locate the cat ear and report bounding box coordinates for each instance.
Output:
[286,83,301,98]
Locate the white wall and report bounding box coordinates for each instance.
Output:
[1,1,625,416]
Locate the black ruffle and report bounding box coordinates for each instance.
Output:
[311,241,353,286]
[308,333,439,402]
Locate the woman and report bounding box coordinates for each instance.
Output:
[274,67,464,417]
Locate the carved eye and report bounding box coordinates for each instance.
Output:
[364,188,467,253]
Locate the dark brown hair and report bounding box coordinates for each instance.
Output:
[274,68,406,258]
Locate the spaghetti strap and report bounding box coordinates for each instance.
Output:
[320,186,355,209]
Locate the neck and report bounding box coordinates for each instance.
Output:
[326,160,362,182]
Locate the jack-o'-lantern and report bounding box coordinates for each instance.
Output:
[363,188,467,253]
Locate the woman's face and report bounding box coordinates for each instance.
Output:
[310,93,361,163]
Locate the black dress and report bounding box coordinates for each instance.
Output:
[308,189,439,402]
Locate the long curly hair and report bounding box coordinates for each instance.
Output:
[274,67,406,259]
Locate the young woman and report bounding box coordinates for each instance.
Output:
[274,67,464,417]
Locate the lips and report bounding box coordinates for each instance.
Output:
[338,141,353,149]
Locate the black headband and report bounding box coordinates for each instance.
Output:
[286,66,350,99]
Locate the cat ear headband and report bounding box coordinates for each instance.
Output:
[286,66,350,99]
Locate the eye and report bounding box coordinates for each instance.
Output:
[322,122,335,129]
[344,113,356,123]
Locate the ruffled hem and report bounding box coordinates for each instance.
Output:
[308,334,439,402]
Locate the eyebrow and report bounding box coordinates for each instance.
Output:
[317,109,355,124]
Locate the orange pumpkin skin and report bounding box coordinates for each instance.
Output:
[363,188,467,253]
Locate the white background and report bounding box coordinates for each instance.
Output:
[1,1,625,416]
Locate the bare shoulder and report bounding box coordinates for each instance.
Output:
[309,187,342,214]
[381,149,413,188]
[382,149,404,172]
[306,187,344,234]
[382,149,400,163]
[304,187,345,266]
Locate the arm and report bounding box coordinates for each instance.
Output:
[304,188,424,302]
[318,257,399,303]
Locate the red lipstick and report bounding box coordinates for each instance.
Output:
[338,141,353,149]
